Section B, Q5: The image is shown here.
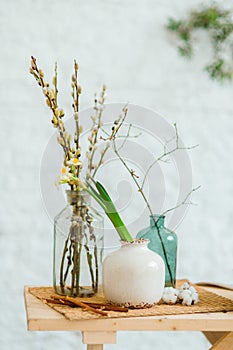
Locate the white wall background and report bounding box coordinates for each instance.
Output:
[1,0,233,349]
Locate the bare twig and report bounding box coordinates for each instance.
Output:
[109,104,128,140]
[141,124,198,190]
[118,123,132,151]
[161,185,201,216]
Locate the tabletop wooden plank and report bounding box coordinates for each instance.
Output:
[24,286,233,332]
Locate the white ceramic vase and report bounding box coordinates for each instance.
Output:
[102,239,165,307]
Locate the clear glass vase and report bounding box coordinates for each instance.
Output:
[136,215,177,287]
[53,190,104,297]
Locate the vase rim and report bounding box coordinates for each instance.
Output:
[120,238,150,246]
[150,214,165,218]
[66,189,91,205]
[66,189,90,198]
[66,189,88,194]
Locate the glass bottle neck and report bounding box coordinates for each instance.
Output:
[66,190,91,206]
[150,214,165,228]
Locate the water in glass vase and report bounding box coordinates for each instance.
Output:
[136,214,177,287]
[53,190,104,297]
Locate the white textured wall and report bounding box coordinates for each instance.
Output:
[1,0,233,349]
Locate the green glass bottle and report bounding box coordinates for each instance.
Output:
[136,214,177,287]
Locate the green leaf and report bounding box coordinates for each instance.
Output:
[86,180,134,241]
[85,186,107,211]
[95,181,112,202]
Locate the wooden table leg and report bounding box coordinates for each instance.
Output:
[82,331,117,350]
[203,332,230,345]
[210,332,233,349]
[203,332,233,349]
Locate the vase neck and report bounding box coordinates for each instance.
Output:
[150,214,165,228]
[121,239,149,248]
[66,190,91,206]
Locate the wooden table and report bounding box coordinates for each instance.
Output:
[24,286,233,350]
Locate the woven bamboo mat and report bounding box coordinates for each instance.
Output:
[29,282,233,320]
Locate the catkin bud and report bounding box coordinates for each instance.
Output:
[59,109,64,117]
[43,87,49,96]
[52,117,58,126]
[49,89,55,100]
[57,136,64,146]
[54,108,59,117]
[31,58,37,70]
[39,69,44,77]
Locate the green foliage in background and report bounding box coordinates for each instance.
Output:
[167,4,233,82]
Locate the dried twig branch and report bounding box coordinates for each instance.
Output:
[84,302,128,312]
[47,296,129,312]
[109,104,128,140]
[50,294,108,316]
[161,185,201,216]
[141,123,198,190]
[118,123,133,151]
